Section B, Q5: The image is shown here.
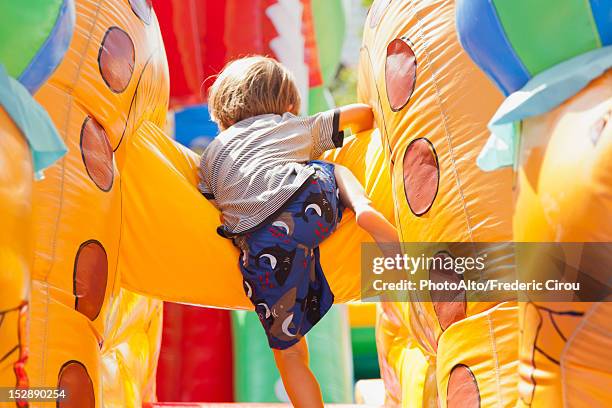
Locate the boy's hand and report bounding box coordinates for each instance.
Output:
[338,103,375,134]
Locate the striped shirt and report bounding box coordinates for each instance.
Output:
[199,109,343,236]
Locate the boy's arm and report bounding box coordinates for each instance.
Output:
[198,150,217,204]
[337,103,374,134]
[306,103,375,158]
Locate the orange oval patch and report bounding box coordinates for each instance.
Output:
[57,361,95,408]
[447,364,480,408]
[73,240,108,321]
[403,138,439,216]
[98,27,135,93]
[80,117,113,191]
[385,37,417,111]
[429,251,467,330]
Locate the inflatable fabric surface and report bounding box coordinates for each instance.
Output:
[457,0,612,405]
[0,107,33,394]
[25,0,169,406]
[359,1,518,406]
[119,125,393,309]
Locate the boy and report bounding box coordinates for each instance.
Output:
[200,56,398,407]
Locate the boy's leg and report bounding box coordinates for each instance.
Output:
[273,338,323,408]
[334,164,399,245]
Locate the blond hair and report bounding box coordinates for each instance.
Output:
[207,56,301,129]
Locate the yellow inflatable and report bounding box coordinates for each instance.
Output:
[455,0,612,405]
[101,289,162,407]
[25,0,166,406]
[120,126,394,308]
[0,0,70,395]
[0,107,32,394]
[18,0,393,406]
[512,72,612,407]
[375,303,433,408]
[360,0,517,406]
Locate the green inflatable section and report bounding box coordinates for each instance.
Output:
[311,0,346,84]
[492,0,601,75]
[351,326,380,380]
[0,0,64,78]
[232,305,354,403]
[308,0,346,114]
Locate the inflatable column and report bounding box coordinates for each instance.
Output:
[457,0,612,406]
[24,0,167,406]
[360,1,517,406]
[0,0,71,399]
[0,98,33,397]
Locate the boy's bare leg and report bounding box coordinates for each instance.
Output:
[273,338,324,408]
[334,164,400,246]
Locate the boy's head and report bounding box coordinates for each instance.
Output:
[208,56,301,129]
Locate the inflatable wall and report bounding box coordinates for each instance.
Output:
[457,0,612,406]
[4,0,610,406]
[0,0,390,406]
[9,0,168,406]
[0,0,71,399]
[359,0,517,406]
[157,304,234,402]
[0,92,34,398]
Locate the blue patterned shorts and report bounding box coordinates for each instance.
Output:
[233,160,344,349]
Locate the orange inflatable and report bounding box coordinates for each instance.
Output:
[15,1,393,406]
[456,0,612,405]
[26,0,167,406]
[0,107,32,395]
[512,72,612,407]
[0,0,69,396]
[359,1,517,406]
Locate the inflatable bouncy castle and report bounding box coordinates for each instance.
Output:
[1,0,386,406]
[457,0,612,406]
[1,0,612,406]
[358,1,518,406]
[0,0,70,397]
[6,0,168,405]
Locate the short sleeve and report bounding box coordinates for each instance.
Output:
[306,108,344,158]
[198,153,216,202]
[199,178,214,200]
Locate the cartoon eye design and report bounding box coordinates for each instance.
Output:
[305,203,322,217]
[272,220,290,234]
[259,254,277,269]
[281,314,296,337]
[385,36,417,112]
[257,302,271,319]
[243,280,253,298]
